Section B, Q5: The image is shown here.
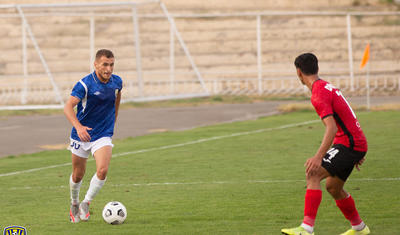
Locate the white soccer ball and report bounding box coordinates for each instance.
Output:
[102,201,127,225]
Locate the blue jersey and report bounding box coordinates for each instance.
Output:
[70,72,123,142]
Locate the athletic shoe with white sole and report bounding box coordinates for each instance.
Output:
[79,201,90,221]
[69,202,80,223]
[340,225,370,235]
[281,226,314,235]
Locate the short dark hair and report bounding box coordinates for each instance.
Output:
[294,53,319,75]
[95,49,114,60]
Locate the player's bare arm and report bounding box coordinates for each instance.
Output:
[64,95,92,142]
[115,90,122,121]
[305,115,337,175]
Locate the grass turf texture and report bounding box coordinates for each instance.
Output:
[0,110,399,234]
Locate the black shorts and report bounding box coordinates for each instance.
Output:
[321,144,366,181]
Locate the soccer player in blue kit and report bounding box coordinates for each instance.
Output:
[64,49,122,223]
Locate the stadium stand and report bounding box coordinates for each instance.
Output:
[0,0,399,106]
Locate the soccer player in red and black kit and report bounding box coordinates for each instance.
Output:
[281,53,370,235]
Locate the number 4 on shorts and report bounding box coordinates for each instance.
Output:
[324,148,339,164]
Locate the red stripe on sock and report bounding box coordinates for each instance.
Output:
[303,189,322,226]
[336,194,363,226]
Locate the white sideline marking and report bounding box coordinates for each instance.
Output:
[5,177,400,191]
[111,119,320,159]
[0,119,319,178]
[0,125,21,130]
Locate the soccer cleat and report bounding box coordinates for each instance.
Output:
[70,202,80,223]
[79,201,90,221]
[340,225,370,235]
[281,226,314,235]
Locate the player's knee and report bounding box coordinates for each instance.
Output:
[97,167,108,180]
[326,184,341,198]
[72,170,85,182]
[72,174,84,183]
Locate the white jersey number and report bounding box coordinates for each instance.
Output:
[324,84,356,119]
[323,147,339,164]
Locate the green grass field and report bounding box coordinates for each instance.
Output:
[0,110,399,234]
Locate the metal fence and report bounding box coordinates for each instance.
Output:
[0,2,399,110]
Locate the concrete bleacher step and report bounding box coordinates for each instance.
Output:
[3,13,399,44]
[5,20,399,44]
[2,29,399,68]
[4,15,399,43]
[2,40,399,76]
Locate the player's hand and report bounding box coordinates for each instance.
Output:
[355,157,365,171]
[305,156,322,176]
[76,125,92,142]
